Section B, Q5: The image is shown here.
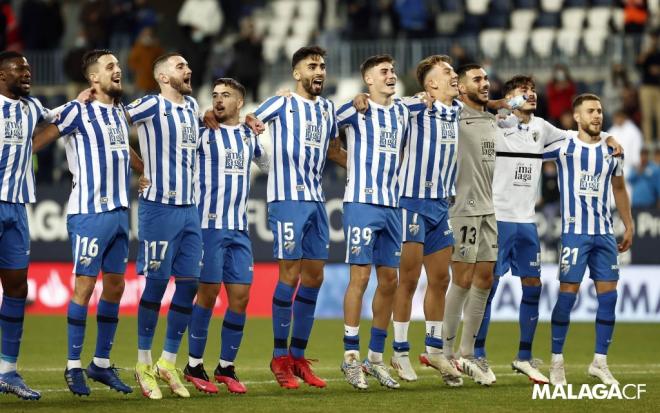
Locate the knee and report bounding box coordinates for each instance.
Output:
[521,277,542,287]
[378,270,398,294]
[73,281,96,304]
[105,278,126,301]
[427,273,450,292]
[4,282,28,299]
[398,277,419,294]
[229,293,249,313]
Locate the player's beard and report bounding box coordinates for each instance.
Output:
[170,76,192,95]
[105,83,123,99]
[466,86,488,105]
[302,77,323,97]
[582,121,602,137]
[9,80,30,97]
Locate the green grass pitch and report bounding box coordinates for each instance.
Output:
[2,316,658,412]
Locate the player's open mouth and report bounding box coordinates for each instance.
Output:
[385,80,396,87]
[112,77,121,84]
[450,81,458,87]
[184,77,192,86]
[312,78,323,87]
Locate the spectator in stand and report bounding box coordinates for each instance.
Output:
[628,147,660,209]
[128,27,165,95]
[637,30,660,143]
[602,64,632,120]
[608,110,644,177]
[227,17,263,103]
[546,64,576,125]
[19,0,64,50]
[623,0,648,34]
[133,0,158,39]
[80,0,112,48]
[177,0,222,90]
[393,0,434,38]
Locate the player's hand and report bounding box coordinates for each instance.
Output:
[352,93,369,114]
[76,87,96,103]
[605,136,624,157]
[618,227,633,252]
[276,88,292,98]
[415,91,434,109]
[203,109,220,130]
[137,175,150,194]
[245,113,265,135]
[486,98,511,111]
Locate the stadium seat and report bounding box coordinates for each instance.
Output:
[591,0,614,5]
[556,29,581,56]
[586,7,612,29]
[486,12,509,28]
[490,0,512,12]
[563,0,587,6]
[291,17,315,37]
[540,0,563,12]
[479,29,505,59]
[530,28,556,57]
[334,77,365,104]
[535,12,560,27]
[272,0,296,20]
[649,0,659,14]
[511,9,537,31]
[440,0,462,12]
[561,8,586,30]
[285,36,308,58]
[466,0,490,15]
[263,37,283,64]
[515,0,538,7]
[436,13,462,34]
[296,0,321,19]
[505,30,530,58]
[583,28,608,57]
[611,8,624,31]
[267,19,290,39]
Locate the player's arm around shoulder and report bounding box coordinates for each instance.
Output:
[250,127,271,174]
[32,100,80,152]
[124,94,159,125]
[246,95,287,134]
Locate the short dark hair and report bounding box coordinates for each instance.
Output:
[81,49,114,80]
[291,46,326,69]
[503,75,535,96]
[457,63,483,80]
[152,52,183,75]
[213,77,246,98]
[0,51,24,68]
[572,93,601,110]
[415,55,452,88]
[360,54,394,79]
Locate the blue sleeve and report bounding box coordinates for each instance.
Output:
[126,95,158,123]
[254,96,285,123]
[336,101,356,128]
[53,101,81,136]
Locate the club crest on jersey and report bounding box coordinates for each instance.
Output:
[513,162,533,187]
[108,126,127,148]
[180,124,197,148]
[351,245,362,255]
[304,122,322,147]
[560,263,571,275]
[379,128,398,153]
[284,240,296,254]
[459,245,471,258]
[532,130,539,142]
[149,260,162,271]
[224,150,245,173]
[79,256,92,267]
[2,120,24,145]
[408,223,420,236]
[322,110,328,120]
[578,172,601,196]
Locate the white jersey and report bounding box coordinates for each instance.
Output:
[399,98,462,199]
[254,93,336,203]
[195,123,266,230]
[54,100,131,214]
[0,94,48,203]
[544,132,623,235]
[493,116,566,222]
[336,99,409,207]
[126,94,200,205]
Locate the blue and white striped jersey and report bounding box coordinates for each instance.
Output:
[0,94,47,203]
[55,100,131,214]
[399,98,463,199]
[254,93,336,202]
[126,94,200,205]
[544,132,623,235]
[336,99,409,207]
[195,124,265,230]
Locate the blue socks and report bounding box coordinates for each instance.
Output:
[290,285,319,359]
[551,291,577,354]
[164,279,198,354]
[137,278,168,350]
[518,284,542,361]
[369,327,387,354]
[95,299,119,360]
[474,276,499,358]
[272,282,295,357]
[188,304,213,359]
[0,295,26,363]
[220,310,246,362]
[67,301,88,361]
[595,290,617,355]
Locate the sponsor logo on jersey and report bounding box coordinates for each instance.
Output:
[181,124,197,148]
[108,125,127,148]
[304,122,322,147]
[2,120,24,145]
[224,150,246,173]
[514,162,534,187]
[481,140,495,158]
[578,172,601,196]
[378,128,398,153]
